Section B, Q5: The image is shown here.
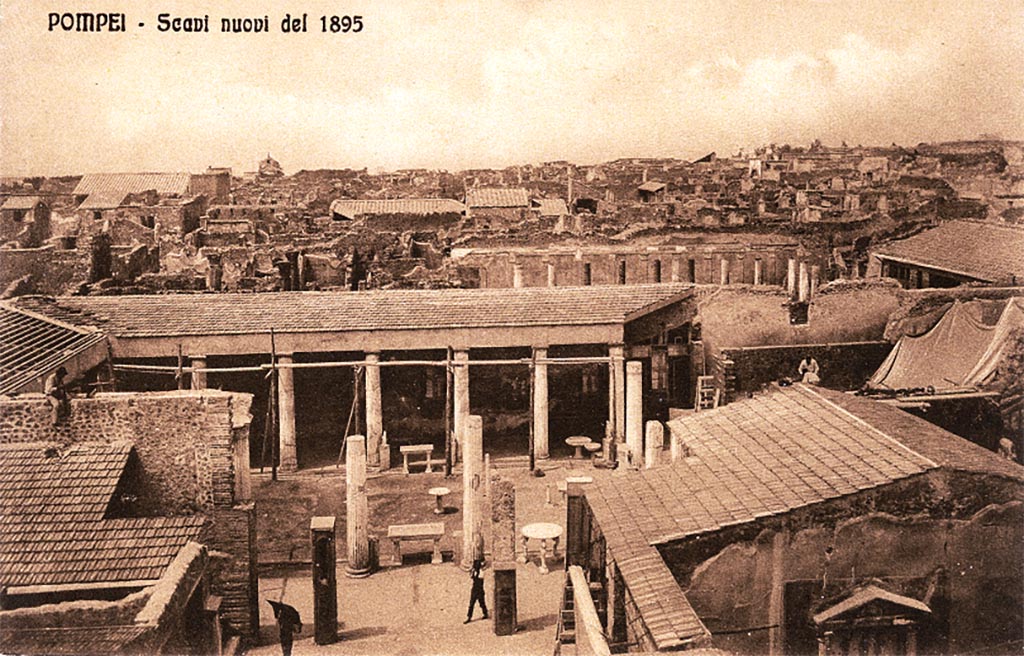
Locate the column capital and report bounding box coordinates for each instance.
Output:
[277,352,294,361]
[364,351,381,361]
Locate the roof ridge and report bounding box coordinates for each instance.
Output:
[796,385,939,469]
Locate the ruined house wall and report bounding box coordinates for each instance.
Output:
[0,391,260,638]
[0,246,89,295]
[660,474,1024,655]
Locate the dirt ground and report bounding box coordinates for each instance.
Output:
[250,455,613,654]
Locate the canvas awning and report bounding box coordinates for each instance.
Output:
[868,297,1024,392]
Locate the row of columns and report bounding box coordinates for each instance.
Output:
[510,253,779,287]
[190,344,648,472]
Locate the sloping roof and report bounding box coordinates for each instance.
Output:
[0,442,132,522]
[14,284,693,338]
[0,302,108,395]
[77,190,129,210]
[872,220,1024,283]
[329,198,466,219]
[638,181,667,193]
[465,187,530,208]
[532,198,569,216]
[586,384,1023,650]
[0,626,151,655]
[0,442,205,588]
[73,173,191,197]
[1,196,45,210]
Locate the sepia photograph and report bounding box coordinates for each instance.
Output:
[1,1,1022,654]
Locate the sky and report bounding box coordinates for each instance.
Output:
[1,0,1023,175]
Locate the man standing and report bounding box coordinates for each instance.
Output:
[44,366,71,425]
[464,558,488,624]
[268,600,302,656]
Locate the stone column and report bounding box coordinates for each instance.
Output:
[810,264,821,298]
[533,346,549,460]
[453,349,470,463]
[787,258,797,297]
[277,354,298,471]
[512,262,524,288]
[669,422,683,462]
[754,258,763,285]
[546,260,556,287]
[639,253,650,283]
[608,345,626,453]
[644,421,664,469]
[798,261,810,303]
[345,435,370,577]
[190,355,208,390]
[670,255,681,283]
[462,415,484,569]
[365,352,382,468]
[625,361,643,468]
[720,257,730,285]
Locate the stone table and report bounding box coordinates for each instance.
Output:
[565,436,592,460]
[428,486,451,515]
[518,522,563,574]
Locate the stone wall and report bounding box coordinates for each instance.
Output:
[0,246,89,295]
[0,391,260,639]
[658,473,1024,655]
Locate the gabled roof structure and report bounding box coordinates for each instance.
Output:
[465,187,530,208]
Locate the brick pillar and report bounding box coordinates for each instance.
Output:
[345,435,370,577]
[365,352,382,468]
[277,354,297,471]
[533,346,549,460]
[626,361,643,468]
[190,355,208,390]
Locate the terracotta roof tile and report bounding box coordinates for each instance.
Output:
[14,285,692,338]
[872,220,1024,283]
[329,198,466,219]
[465,187,530,208]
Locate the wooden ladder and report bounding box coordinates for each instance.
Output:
[553,571,576,656]
[694,375,720,411]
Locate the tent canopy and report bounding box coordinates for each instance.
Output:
[868,297,1024,393]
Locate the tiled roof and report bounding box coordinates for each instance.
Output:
[0,625,151,655]
[533,198,569,216]
[0,442,132,522]
[0,442,205,588]
[14,284,693,338]
[73,173,191,197]
[329,198,466,219]
[0,302,108,395]
[587,384,1024,649]
[638,181,667,192]
[1,196,45,210]
[872,220,1024,283]
[77,190,129,210]
[466,187,530,208]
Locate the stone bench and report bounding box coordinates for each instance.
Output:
[399,444,435,474]
[387,522,444,565]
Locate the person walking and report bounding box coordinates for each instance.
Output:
[464,558,488,623]
[268,600,302,656]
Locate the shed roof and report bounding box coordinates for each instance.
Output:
[466,187,530,208]
[638,181,667,193]
[0,442,204,588]
[533,198,569,216]
[1,196,45,210]
[329,198,466,219]
[14,284,693,339]
[585,385,1024,650]
[0,302,108,395]
[872,220,1024,283]
[73,173,191,197]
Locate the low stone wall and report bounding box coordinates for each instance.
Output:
[0,246,89,295]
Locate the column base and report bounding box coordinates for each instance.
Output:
[280,458,298,472]
[344,564,371,579]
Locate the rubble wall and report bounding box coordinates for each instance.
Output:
[0,246,89,295]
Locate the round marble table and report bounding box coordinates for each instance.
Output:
[584,441,602,460]
[518,522,563,574]
[565,435,593,459]
[428,486,451,514]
